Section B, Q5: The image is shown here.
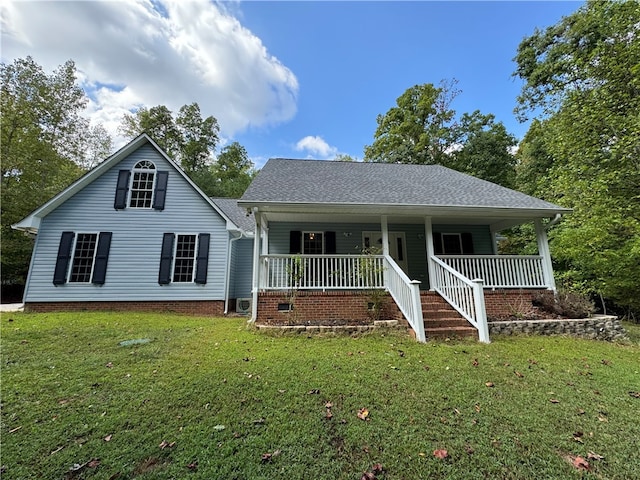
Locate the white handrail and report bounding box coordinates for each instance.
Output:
[438,255,546,289]
[383,256,425,342]
[431,255,490,343]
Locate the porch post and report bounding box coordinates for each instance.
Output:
[534,219,557,291]
[381,215,389,286]
[260,215,269,289]
[424,216,436,291]
[250,208,261,322]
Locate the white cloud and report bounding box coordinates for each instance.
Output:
[295,135,338,158]
[1,0,298,147]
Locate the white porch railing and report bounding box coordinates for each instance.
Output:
[260,254,426,342]
[431,255,490,343]
[383,256,425,342]
[261,255,385,290]
[438,255,546,289]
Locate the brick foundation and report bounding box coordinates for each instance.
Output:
[24,300,225,316]
[483,289,553,318]
[256,290,404,326]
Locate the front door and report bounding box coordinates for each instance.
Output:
[362,231,409,274]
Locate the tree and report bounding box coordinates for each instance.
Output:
[1,57,105,285]
[119,102,219,174]
[450,111,517,188]
[513,0,640,315]
[204,142,256,198]
[364,80,459,165]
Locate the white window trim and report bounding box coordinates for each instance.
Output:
[171,233,199,283]
[128,160,157,209]
[68,232,99,284]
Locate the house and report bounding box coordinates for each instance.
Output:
[12,134,254,316]
[237,158,570,342]
[13,136,570,343]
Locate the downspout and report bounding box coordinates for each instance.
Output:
[224,231,245,314]
[545,213,562,231]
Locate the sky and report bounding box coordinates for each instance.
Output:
[1,0,583,168]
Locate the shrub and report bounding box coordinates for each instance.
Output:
[533,290,595,318]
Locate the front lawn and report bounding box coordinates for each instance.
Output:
[2,312,639,479]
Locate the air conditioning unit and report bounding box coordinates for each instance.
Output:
[236,298,252,315]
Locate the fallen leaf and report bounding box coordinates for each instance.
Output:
[629,391,640,398]
[325,409,333,419]
[601,359,611,365]
[549,398,560,404]
[360,472,375,480]
[347,352,354,356]
[158,440,175,450]
[252,418,265,425]
[372,463,384,474]
[572,456,590,471]
[514,371,524,378]
[307,389,320,395]
[572,432,584,443]
[88,459,100,468]
[104,434,112,442]
[577,409,586,415]
[472,359,479,367]
[485,382,494,388]
[465,444,475,454]
[398,350,405,357]
[212,425,225,431]
[433,449,449,459]
[186,461,198,471]
[105,362,113,368]
[260,450,280,463]
[587,451,604,461]
[325,401,333,409]
[357,408,370,421]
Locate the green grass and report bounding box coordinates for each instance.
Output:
[2,312,639,479]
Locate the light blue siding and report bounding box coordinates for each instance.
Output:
[24,144,228,302]
[229,237,253,298]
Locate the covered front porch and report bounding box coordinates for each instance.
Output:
[248,210,559,343]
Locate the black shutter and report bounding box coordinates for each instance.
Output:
[114,170,130,209]
[325,231,337,254]
[53,232,75,285]
[152,171,168,210]
[461,232,475,254]
[91,232,112,285]
[194,233,210,284]
[433,233,443,255]
[158,233,175,284]
[289,231,302,254]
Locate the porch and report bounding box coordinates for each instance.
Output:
[248,212,560,344]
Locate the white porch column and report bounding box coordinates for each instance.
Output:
[250,209,261,322]
[380,215,389,256]
[424,216,436,290]
[490,227,500,255]
[534,218,557,291]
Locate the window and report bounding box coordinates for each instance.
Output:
[158,233,210,285]
[173,234,197,282]
[53,232,112,285]
[114,163,168,210]
[303,232,324,254]
[129,161,156,208]
[442,233,463,255]
[69,233,98,282]
[433,232,475,255]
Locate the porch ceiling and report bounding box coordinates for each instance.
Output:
[254,205,561,230]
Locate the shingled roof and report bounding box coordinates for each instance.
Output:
[240,159,569,213]
[210,198,255,233]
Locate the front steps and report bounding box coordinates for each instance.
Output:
[418,292,478,340]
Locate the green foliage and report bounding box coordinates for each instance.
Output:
[206,141,256,198]
[364,80,459,165]
[119,102,219,174]
[533,290,595,319]
[364,81,517,187]
[514,0,640,314]
[2,312,640,479]
[1,57,105,284]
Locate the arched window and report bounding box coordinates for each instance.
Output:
[129,160,156,208]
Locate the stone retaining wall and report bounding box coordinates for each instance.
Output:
[488,315,626,341]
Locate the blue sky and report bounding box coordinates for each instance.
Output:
[2,1,582,167]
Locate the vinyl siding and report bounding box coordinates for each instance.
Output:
[229,237,253,298]
[24,144,228,302]
[267,221,493,289]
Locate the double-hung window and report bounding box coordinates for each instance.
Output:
[114,161,168,210]
[53,232,112,285]
[158,233,210,285]
[129,160,156,208]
